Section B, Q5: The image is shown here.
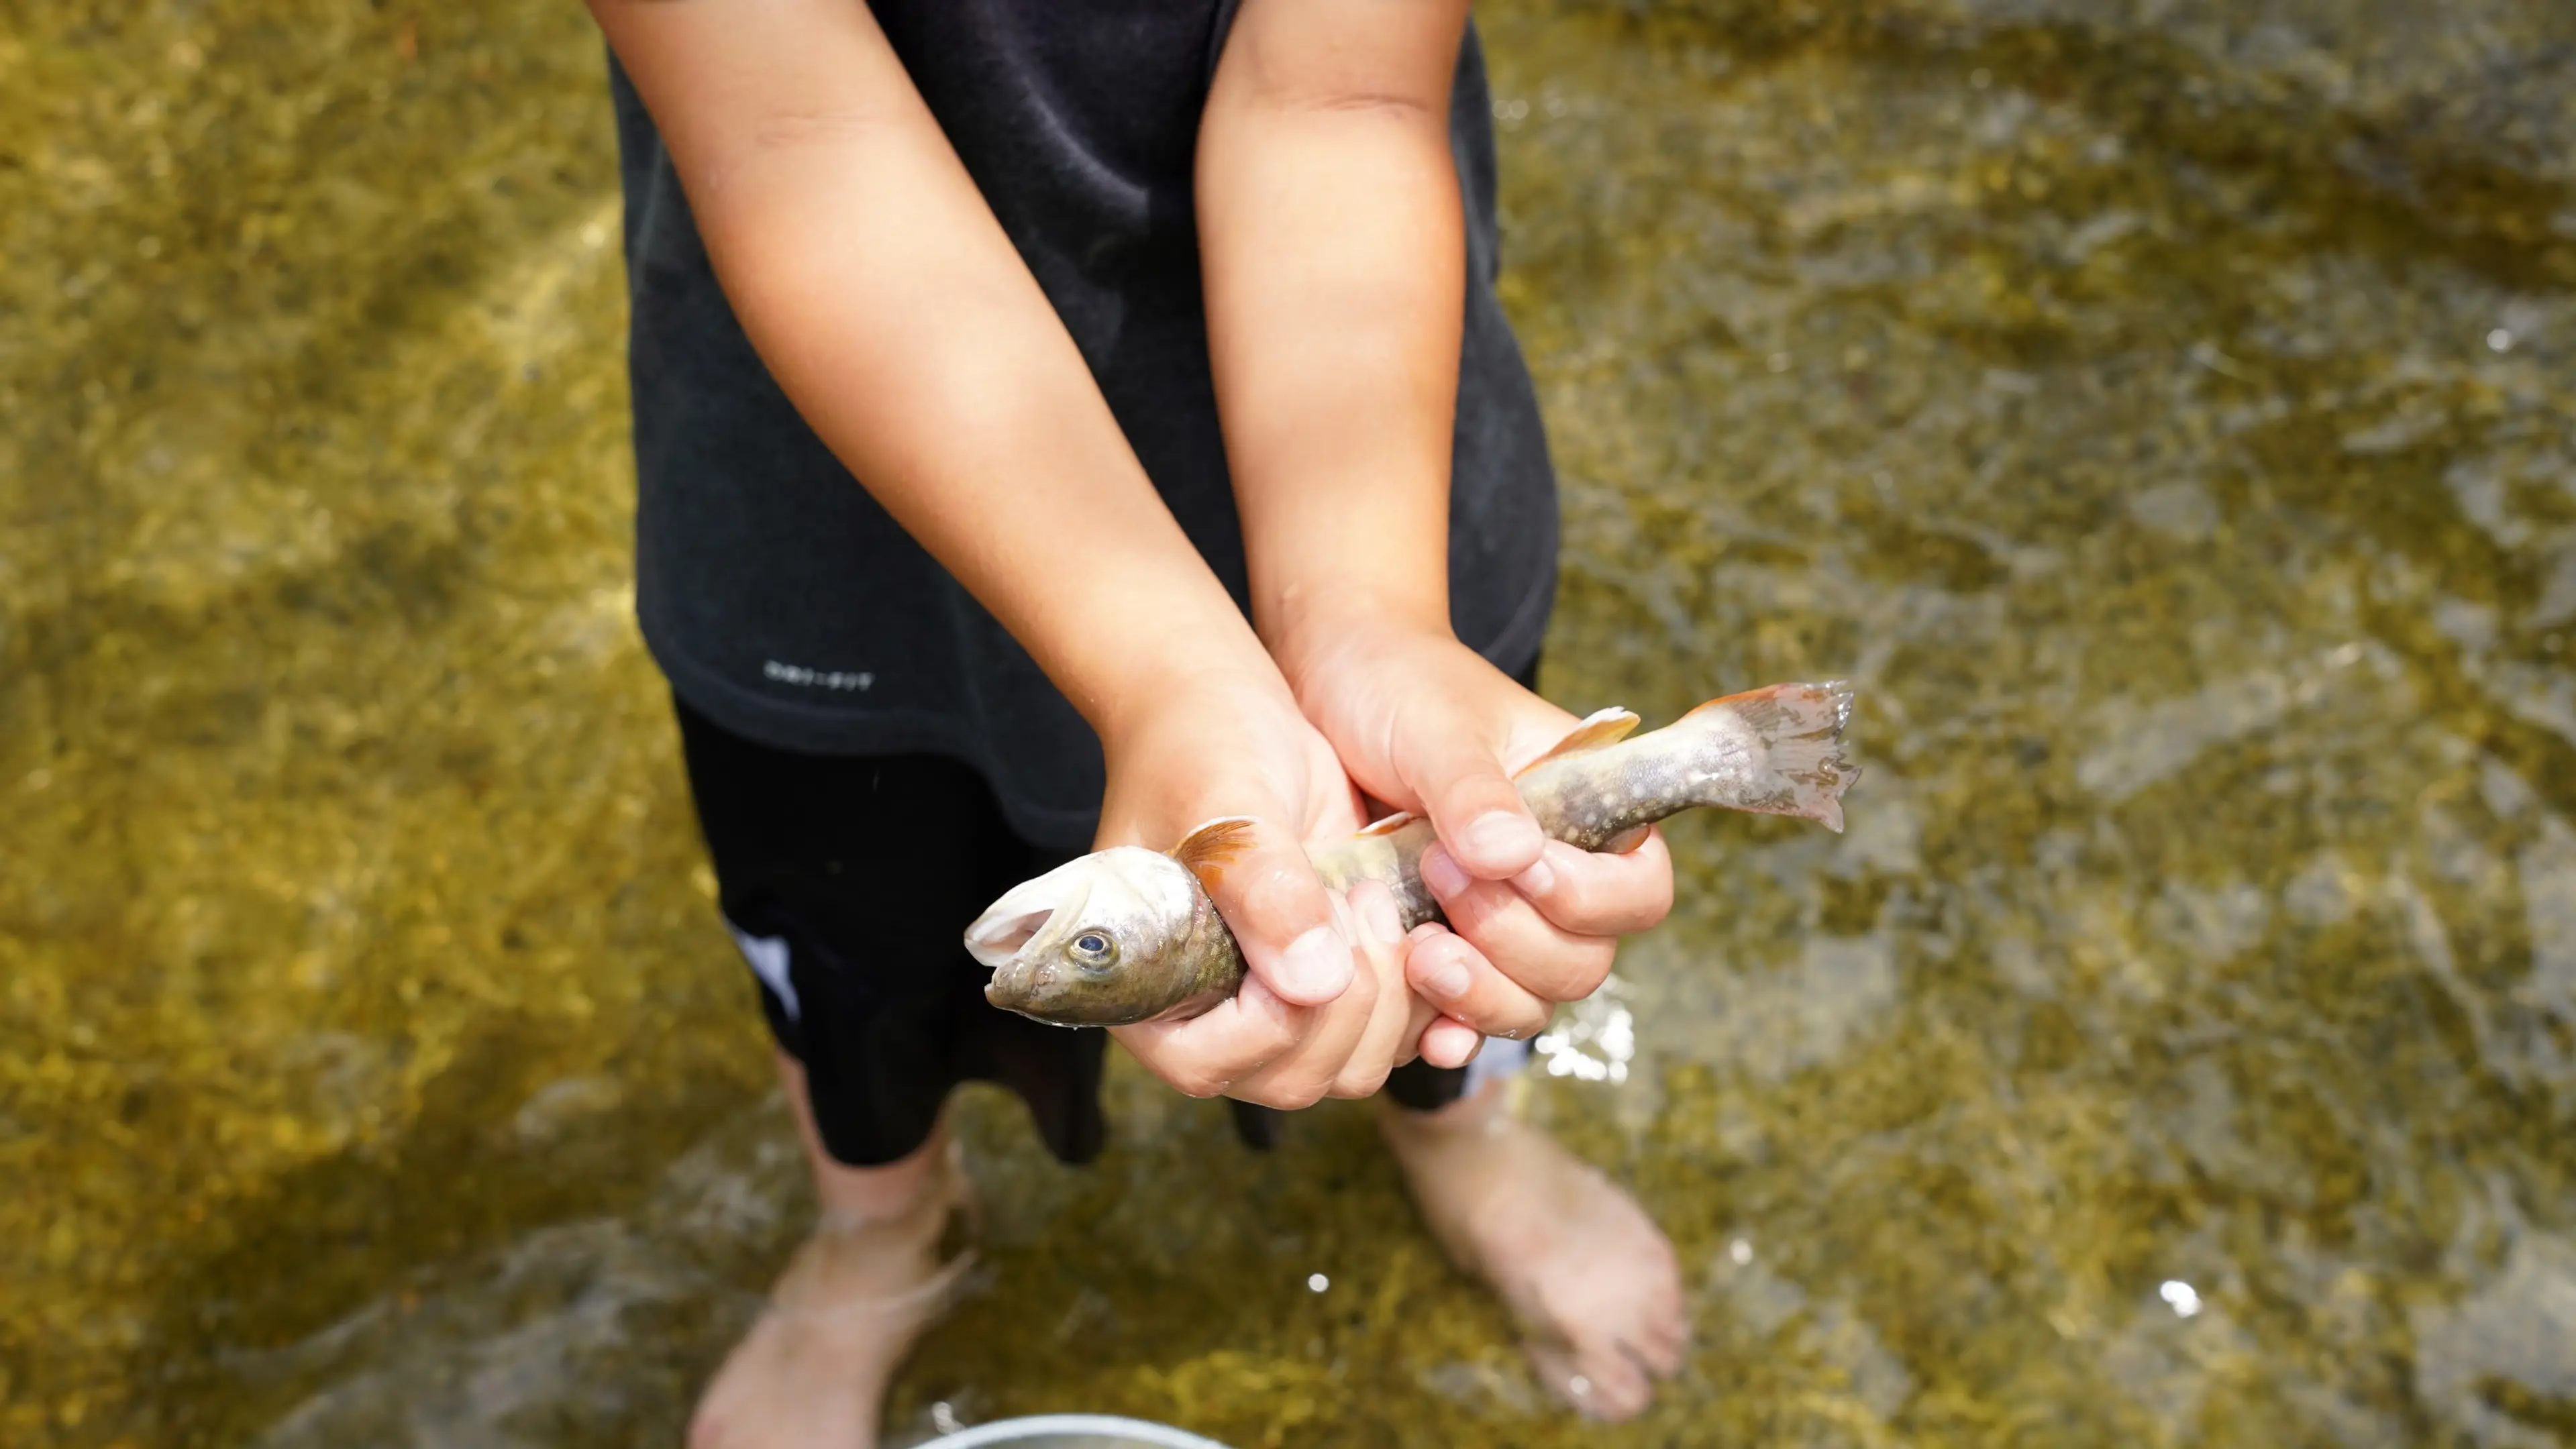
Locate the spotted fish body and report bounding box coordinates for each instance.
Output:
[964,682,1859,1028]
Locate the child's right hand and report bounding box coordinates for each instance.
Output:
[1094,664,1476,1108]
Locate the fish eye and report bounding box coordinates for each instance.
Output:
[1070,930,1117,967]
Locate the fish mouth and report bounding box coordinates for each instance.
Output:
[984,966,1055,1018]
[963,862,1085,969]
[966,862,1135,1026]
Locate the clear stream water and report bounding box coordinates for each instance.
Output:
[4,1,2573,1444]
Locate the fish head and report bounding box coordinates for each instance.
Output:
[964,846,1203,1026]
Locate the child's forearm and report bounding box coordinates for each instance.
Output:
[594,0,1278,739]
[1197,0,1476,674]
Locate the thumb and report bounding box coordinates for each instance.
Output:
[1398,706,1544,880]
[1180,814,1354,1006]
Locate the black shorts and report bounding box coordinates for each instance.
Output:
[674,697,1516,1167]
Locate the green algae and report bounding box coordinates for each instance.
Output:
[4,0,2573,1444]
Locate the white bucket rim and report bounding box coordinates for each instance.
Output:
[917,1412,1233,1448]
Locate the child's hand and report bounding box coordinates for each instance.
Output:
[1277,620,1678,1042]
[1096,665,1478,1106]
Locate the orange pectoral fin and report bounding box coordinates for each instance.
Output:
[1168,816,1259,888]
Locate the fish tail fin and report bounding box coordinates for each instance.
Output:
[1683,680,1861,833]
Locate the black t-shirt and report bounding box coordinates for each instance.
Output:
[609,2,1559,852]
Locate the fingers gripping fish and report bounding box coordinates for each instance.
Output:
[963,682,1861,1028]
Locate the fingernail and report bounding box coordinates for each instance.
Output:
[1276,924,1353,1000]
[1420,845,1469,900]
[1514,853,1555,898]
[1465,811,1543,867]
[1421,1017,1483,1069]
[1357,888,1403,944]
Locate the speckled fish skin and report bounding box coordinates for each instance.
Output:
[964,682,1858,1028]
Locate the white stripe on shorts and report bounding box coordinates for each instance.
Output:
[726,920,801,1022]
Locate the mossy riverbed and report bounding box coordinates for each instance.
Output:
[3,0,2572,1444]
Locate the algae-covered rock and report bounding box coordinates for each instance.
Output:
[2,0,2569,1444]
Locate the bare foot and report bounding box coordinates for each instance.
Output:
[1380,1079,1688,1421]
[689,1058,976,1449]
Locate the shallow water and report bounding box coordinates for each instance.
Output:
[5,1,2573,1444]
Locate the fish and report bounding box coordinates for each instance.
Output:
[963,681,1859,1028]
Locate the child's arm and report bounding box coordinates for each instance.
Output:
[599,0,1232,733]
[591,0,1465,1105]
[1200,0,1676,1040]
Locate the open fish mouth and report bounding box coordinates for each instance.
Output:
[963,908,1046,969]
[963,869,1080,969]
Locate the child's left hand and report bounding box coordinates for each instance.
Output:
[1275,618,1678,1043]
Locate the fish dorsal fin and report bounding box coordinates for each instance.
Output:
[1356,810,1416,838]
[1168,816,1257,885]
[1514,707,1641,777]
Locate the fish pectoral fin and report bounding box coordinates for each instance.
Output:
[1515,706,1643,776]
[1355,810,1416,838]
[1169,816,1259,883]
